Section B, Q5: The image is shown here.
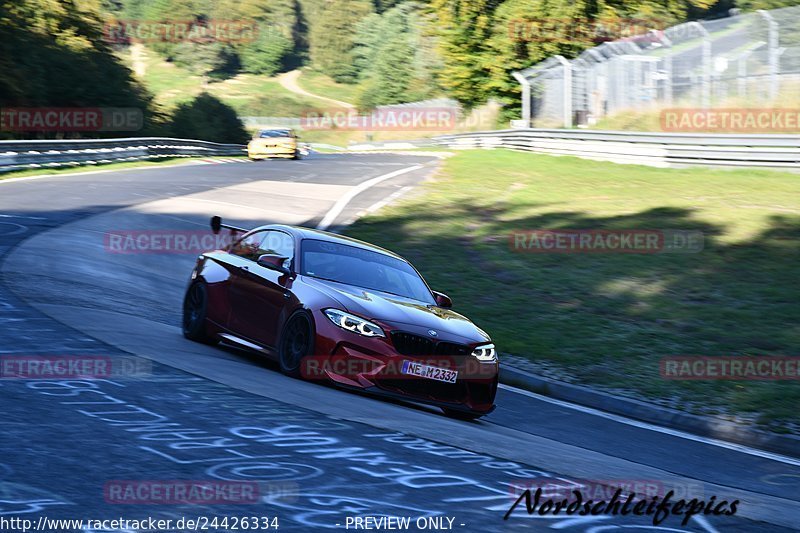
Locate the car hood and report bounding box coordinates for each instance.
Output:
[304,277,490,343]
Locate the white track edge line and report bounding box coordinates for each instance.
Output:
[499,383,800,467]
[316,165,423,230]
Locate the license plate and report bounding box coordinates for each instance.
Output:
[401,360,458,384]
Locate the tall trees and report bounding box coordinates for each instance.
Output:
[0,0,158,136]
[170,92,249,143]
[307,0,374,82]
[353,2,442,108]
[431,0,717,110]
[214,0,299,75]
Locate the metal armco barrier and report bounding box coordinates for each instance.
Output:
[0,137,246,173]
[432,129,800,169]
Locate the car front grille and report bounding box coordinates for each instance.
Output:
[435,341,471,356]
[390,331,470,357]
[383,331,492,406]
[390,331,435,356]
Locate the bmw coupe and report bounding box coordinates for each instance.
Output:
[182,216,498,419]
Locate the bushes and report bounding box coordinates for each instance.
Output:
[239,31,294,76]
[168,93,249,144]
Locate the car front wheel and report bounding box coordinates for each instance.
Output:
[182,281,218,344]
[278,311,314,377]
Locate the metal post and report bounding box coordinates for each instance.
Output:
[656,31,673,105]
[512,71,532,126]
[555,56,572,128]
[758,10,779,101]
[738,54,748,99]
[733,42,764,101]
[690,22,711,108]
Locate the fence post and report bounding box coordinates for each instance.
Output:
[512,71,532,126]
[555,56,572,128]
[689,22,711,108]
[657,31,673,106]
[758,10,780,101]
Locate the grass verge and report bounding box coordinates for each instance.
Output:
[119,46,322,115]
[296,69,359,105]
[344,149,800,430]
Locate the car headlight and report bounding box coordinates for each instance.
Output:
[472,343,496,362]
[324,309,385,338]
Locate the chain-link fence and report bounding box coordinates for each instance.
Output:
[515,5,800,128]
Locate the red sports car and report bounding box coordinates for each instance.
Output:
[182,216,498,419]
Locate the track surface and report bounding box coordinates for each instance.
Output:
[1,153,798,532]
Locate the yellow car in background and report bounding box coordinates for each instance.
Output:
[247,128,300,160]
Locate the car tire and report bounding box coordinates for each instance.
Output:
[182,281,218,345]
[291,151,301,160]
[442,408,483,421]
[278,311,314,377]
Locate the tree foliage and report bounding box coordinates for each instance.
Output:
[169,92,249,143]
[306,0,374,83]
[3,0,757,135]
[353,2,443,109]
[0,0,161,137]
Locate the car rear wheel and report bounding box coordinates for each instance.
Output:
[182,282,217,345]
[442,408,483,421]
[279,311,314,377]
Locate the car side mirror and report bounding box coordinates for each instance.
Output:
[210,216,222,234]
[432,291,452,308]
[257,254,291,276]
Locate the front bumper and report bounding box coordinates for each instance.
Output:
[308,313,499,414]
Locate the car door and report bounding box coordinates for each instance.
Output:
[224,229,267,334]
[228,230,296,349]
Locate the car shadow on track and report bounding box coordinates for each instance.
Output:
[212,339,480,422]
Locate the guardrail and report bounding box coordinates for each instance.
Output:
[0,137,246,173]
[431,129,800,169]
[7,131,797,172]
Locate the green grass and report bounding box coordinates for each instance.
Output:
[0,156,245,181]
[119,46,322,115]
[344,149,800,430]
[591,81,800,132]
[120,46,203,109]
[296,69,359,105]
[205,76,323,117]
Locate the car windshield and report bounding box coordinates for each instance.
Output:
[301,239,434,304]
[259,130,291,138]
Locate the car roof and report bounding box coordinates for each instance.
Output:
[253,224,406,261]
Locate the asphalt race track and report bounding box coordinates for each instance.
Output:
[1,153,799,532]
